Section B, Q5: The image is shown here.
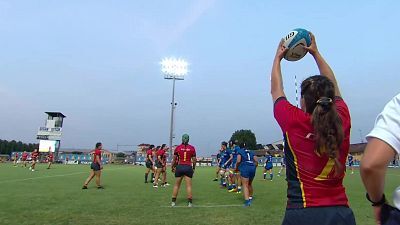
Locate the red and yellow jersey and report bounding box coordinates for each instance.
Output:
[48,154,54,160]
[22,152,28,159]
[274,96,351,208]
[93,149,101,163]
[146,149,153,161]
[31,152,39,160]
[174,144,196,166]
[156,149,166,161]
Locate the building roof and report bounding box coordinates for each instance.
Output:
[59,148,117,154]
[45,112,66,118]
[349,143,367,153]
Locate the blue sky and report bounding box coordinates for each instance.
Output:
[0,0,399,156]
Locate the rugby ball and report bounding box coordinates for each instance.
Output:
[283,28,311,61]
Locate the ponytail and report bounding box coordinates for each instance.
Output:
[301,76,344,176]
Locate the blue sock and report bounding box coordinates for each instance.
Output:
[263,173,266,179]
[270,173,273,180]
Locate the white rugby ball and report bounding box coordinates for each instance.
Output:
[283,28,311,61]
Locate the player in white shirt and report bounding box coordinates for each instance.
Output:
[361,93,400,225]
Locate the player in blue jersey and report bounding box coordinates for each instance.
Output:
[228,140,242,193]
[235,142,258,207]
[213,150,222,181]
[219,142,232,188]
[348,154,354,174]
[263,151,274,181]
[278,155,286,177]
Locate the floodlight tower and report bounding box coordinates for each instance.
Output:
[161,58,188,160]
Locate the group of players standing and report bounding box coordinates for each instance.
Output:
[144,144,170,188]
[214,140,259,206]
[13,149,54,171]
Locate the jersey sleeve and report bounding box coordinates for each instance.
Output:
[192,146,197,157]
[334,97,351,131]
[273,97,300,132]
[367,93,400,154]
[174,147,179,156]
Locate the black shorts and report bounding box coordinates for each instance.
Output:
[90,162,101,171]
[175,165,194,178]
[145,160,153,169]
[282,206,355,225]
[155,160,163,169]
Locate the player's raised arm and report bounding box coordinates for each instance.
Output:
[304,32,341,97]
[270,39,288,102]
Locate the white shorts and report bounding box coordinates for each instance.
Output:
[367,93,400,154]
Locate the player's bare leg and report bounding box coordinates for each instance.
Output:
[95,170,103,188]
[248,179,254,199]
[83,171,95,188]
[161,167,168,187]
[184,176,193,207]
[153,168,162,188]
[241,177,251,206]
[213,167,220,181]
[236,173,242,193]
[144,168,151,183]
[171,176,183,206]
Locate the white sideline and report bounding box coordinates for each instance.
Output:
[0,167,124,184]
[162,204,243,208]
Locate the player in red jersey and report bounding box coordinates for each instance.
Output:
[144,145,155,183]
[160,144,170,187]
[271,33,355,225]
[47,152,54,169]
[82,142,104,189]
[153,144,167,188]
[29,149,39,171]
[171,134,196,207]
[21,151,28,167]
[13,152,19,167]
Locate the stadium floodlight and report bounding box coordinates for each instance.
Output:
[161,57,188,161]
[161,58,188,80]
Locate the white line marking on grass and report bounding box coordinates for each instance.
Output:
[162,204,243,208]
[0,172,86,184]
[0,167,124,184]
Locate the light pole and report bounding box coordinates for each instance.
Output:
[161,57,188,161]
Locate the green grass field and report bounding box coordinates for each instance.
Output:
[0,163,398,225]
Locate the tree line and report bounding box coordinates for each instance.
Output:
[0,139,39,155]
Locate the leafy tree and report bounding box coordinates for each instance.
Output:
[230,129,257,150]
[116,152,126,158]
[0,139,39,154]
